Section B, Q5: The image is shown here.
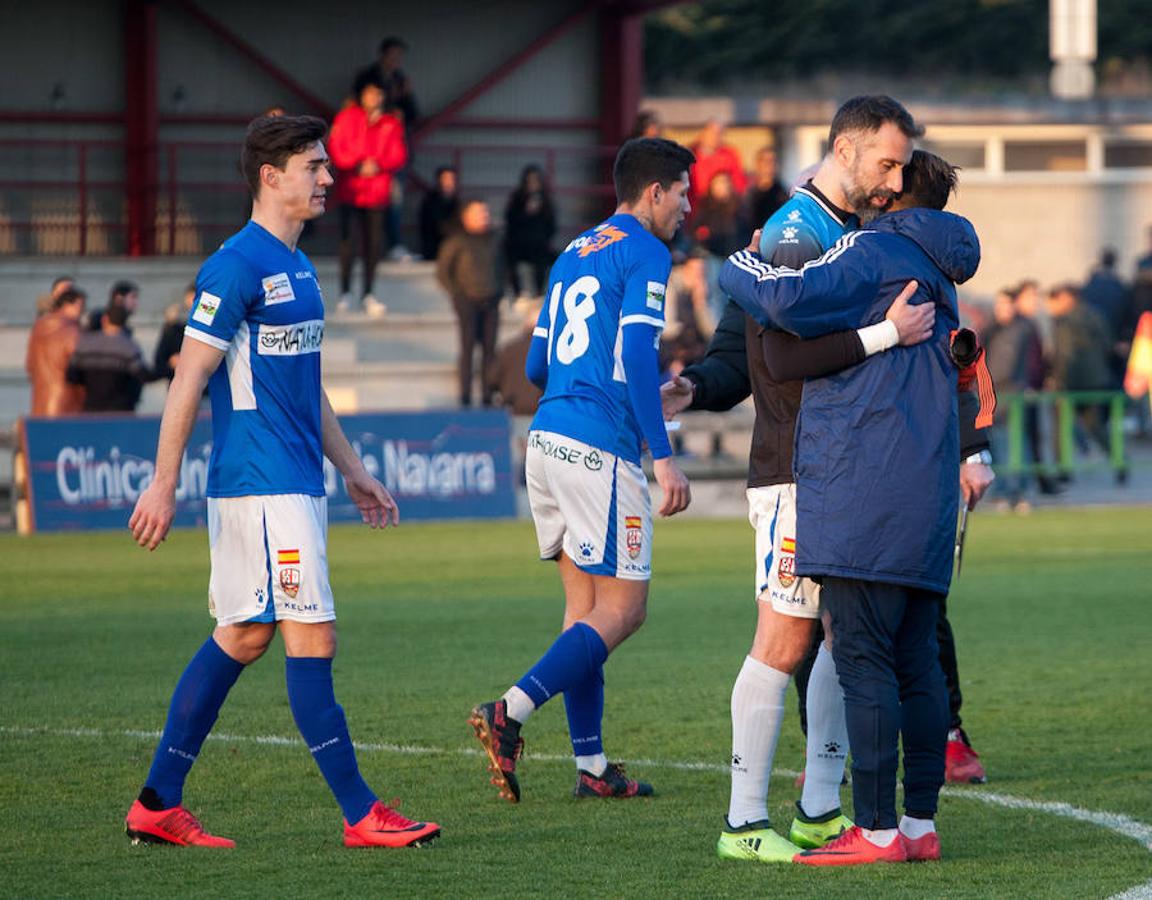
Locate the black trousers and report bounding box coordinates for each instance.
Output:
[338,205,386,298]
[821,577,949,829]
[452,296,500,406]
[797,597,964,733]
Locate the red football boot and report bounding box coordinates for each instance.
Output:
[945,728,988,784]
[793,825,908,866]
[902,830,942,862]
[344,800,441,848]
[125,800,235,848]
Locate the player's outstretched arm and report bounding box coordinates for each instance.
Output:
[129,339,222,550]
[320,390,399,528]
[720,230,883,338]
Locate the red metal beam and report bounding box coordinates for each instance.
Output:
[124,0,159,256]
[412,2,599,142]
[598,4,644,150]
[165,0,334,119]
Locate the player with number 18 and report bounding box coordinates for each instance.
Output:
[469,138,694,803]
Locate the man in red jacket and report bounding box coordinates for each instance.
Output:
[328,73,407,317]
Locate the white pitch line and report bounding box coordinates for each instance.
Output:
[3,723,1150,896]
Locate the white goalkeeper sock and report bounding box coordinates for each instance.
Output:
[727,655,790,828]
[800,643,849,818]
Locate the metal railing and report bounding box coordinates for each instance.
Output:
[999,390,1132,476]
[0,136,617,256]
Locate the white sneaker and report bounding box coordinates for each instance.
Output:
[335,294,353,314]
[388,245,414,263]
[363,295,387,318]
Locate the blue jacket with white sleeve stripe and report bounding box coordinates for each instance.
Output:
[719,207,980,594]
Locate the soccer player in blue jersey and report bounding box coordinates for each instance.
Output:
[469,138,693,802]
[124,115,439,849]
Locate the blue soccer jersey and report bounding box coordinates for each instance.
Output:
[184,221,326,497]
[529,213,671,463]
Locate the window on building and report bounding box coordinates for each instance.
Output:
[1104,141,1152,169]
[1003,141,1087,172]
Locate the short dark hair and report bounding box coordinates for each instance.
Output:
[53,287,86,311]
[613,138,695,206]
[828,95,923,146]
[435,165,457,179]
[51,275,73,291]
[109,280,138,303]
[352,69,384,99]
[900,149,958,211]
[1100,248,1117,268]
[378,36,407,54]
[240,115,328,197]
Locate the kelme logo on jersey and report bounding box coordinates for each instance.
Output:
[192,291,221,326]
[645,281,665,312]
[258,320,324,355]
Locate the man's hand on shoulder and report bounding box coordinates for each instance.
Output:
[129,479,176,551]
[885,280,934,346]
[661,375,695,419]
[345,468,400,529]
[653,457,690,517]
[743,229,763,255]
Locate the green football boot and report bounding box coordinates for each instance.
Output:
[789,802,854,850]
[717,818,802,863]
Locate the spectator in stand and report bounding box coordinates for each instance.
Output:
[504,164,557,300]
[88,280,139,333]
[1081,248,1131,385]
[745,146,789,228]
[1047,283,1121,477]
[661,251,713,376]
[630,109,663,139]
[693,171,749,323]
[26,286,87,416]
[981,287,1033,510]
[1013,278,1060,493]
[34,275,75,319]
[355,37,419,260]
[67,303,156,412]
[689,119,746,208]
[1136,224,1152,276]
[329,75,407,317]
[486,300,544,417]
[153,284,196,382]
[419,165,460,261]
[436,199,505,407]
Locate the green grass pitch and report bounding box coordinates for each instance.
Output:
[1,508,1150,898]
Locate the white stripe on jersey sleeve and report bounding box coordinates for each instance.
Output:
[225,320,256,411]
[620,313,665,330]
[183,325,230,352]
[533,326,548,338]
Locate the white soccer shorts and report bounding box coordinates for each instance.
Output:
[525,430,652,581]
[747,484,820,619]
[206,494,336,626]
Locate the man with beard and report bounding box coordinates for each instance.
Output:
[720,149,984,864]
[664,96,991,863]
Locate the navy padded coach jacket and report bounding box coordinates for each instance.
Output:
[719,207,980,594]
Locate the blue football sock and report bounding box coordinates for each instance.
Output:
[286,657,377,825]
[144,637,245,809]
[515,622,609,709]
[564,664,605,758]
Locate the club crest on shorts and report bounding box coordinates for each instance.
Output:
[778,537,797,587]
[279,567,301,599]
[625,516,643,559]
